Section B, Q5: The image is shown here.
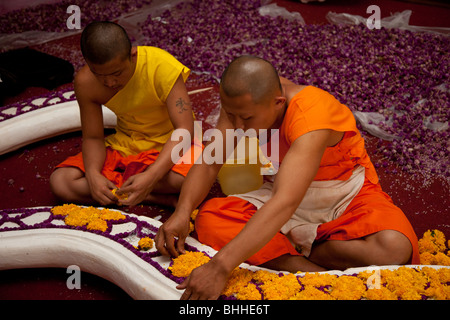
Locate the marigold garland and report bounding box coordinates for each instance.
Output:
[49,205,450,300]
[168,228,450,300]
[169,254,450,300]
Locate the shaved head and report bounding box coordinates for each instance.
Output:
[80,21,131,65]
[220,56,282,104]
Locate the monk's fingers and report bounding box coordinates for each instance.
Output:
[155,228,179,257]
[94,189,117,206]
[176,236,186,255]
[165,233,180,257]
[118,193,139,207]
[155,229,170,256]
[180,288,192,300]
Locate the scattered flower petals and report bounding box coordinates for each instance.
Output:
[0,0,448,182]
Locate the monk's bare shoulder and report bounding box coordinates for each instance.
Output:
[74,65,115,105]
[284,84,308,104]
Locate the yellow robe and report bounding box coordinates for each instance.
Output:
[104,46,190,156]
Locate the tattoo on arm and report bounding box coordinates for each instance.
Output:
[175,97,191,114]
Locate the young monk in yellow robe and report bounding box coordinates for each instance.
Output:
[50,21,201,207]
[155,55,419,300]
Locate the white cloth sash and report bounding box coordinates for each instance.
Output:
[232,165,366,257]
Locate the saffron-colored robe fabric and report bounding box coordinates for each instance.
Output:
[195,86,420,265]
[56,146,197,187]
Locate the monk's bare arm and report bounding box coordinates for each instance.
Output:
[142,75,195,183]
[118,74,197,205]
[155,108,231,256]
[75,68,117,204]
[211,129,332,272]
[75,69,105,175]
[176,129,336,299]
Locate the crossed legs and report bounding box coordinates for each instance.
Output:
[261,229,413,272]
[50,166,184,207]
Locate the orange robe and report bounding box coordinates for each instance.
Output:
[55,147,196,187]
[196,86,420,265]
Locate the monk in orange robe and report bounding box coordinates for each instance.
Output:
[155,55,419,300]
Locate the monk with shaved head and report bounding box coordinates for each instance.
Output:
[50,21,200,207]
[220,55,282,104]
[156,56,419,300]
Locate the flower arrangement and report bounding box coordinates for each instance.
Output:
[419,229,450,266]
[1,205,449,300]
[168,251,211,277]
[169,251,450,300]
[51,204,126,232]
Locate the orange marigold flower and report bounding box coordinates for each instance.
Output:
[252,270,279,284]
[168,251,210,278]
[437,267,450,283]
[51,203,80,216]
[329,275,366,300]
[190,209,199,221]
[64,207,95,227]
[259,273,301,300]
[384,267,427,300]
[111,188,128,201]
[418,229,446,254]
[236,283,261,300]
[434,252,450,266]
[100,208,126,221]
[424,284,450,300]
[291,286,333,300]
[138,237,154,251]
[299,272,337,289]
[364,286,397,300]
[420,252,436,265]
[222,268,254,297]
[52,204,126,232]
[87,218,108,232]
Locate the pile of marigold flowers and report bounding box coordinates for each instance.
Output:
[419,229,450,266]
[51,203,126,232]
[51,204,155,251]
[170,251,450,300]
[168,251,211,278]
[50,204,450,300]
[169,229,450,300]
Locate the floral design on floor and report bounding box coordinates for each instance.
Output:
[1,204,449,300]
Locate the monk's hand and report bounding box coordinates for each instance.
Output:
[86,172,118,206]
[177,260,229,300]
[155,212,190,257]
[118,172,156,206]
